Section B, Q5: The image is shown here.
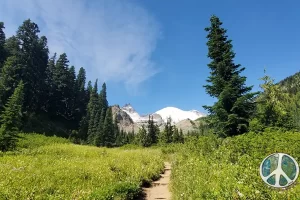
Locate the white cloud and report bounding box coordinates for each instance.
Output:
[0,0,161,89]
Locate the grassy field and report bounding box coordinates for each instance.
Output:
[170,129,300,200]
[0,134,164,200]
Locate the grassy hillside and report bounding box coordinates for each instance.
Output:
[0,134,164,199]
[170,130,300,199]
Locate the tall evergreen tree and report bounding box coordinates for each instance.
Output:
[102,107,114,147]
[0,56,23,109]
[137,125,151,147]
[0,81,24,151]
[53,53,71,119]
[203,15,257,136]
[87,80,99,143]
[44,53,56,113]
[147,115,158,145]
[113,115,120,143]
[0,22,6,67]
[4,36,20,57]
[74,67,87,125]
[16,19,49,112]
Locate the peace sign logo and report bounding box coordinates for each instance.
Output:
[260,153,299,188]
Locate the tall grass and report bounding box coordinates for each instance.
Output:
[0,134,164,199]
[170,130,300,199]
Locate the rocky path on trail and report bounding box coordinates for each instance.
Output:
[142,162,172,200]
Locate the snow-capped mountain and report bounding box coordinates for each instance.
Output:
[122,104,141,122]
[155,107,205,123]
[121,104,205,124]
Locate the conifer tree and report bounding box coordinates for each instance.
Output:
[137,125,151,147]
[4,36,20,57]
[16,19,49,112]
[172,127,180,143]
[113,115,120,142]
[102,107,114,147]
[203,15,257,136]
[0,81,24,151]
[0,22,6,67]
[0,56,22,109]
[87,80,99,144]
[53,53,71,118]
[44,53,56,114]
[147,115,158,145]
[179,129,184,143]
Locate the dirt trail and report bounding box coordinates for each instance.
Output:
[142,162,172,200]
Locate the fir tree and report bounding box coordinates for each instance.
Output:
[137,125,151,147]
[4,36,20,57]
[179,129,184,143]
[0,22,6,67]
[0,81,24,151]
[0,56,23,109]
[147,115,158,145]
[53,53,71,118]
[102,107,114,147]
[87,79,99,143]
[113,115,120,143]
[203,15,257,136]
[17,19,49,112]
[172,127,180,143]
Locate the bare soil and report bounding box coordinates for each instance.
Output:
[140,162,172,200]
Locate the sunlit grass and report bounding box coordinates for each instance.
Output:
[0,134,164,199]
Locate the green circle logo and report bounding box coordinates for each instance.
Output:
[260,153,299,188]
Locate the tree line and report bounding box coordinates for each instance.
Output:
[0,19,185,151]
[0,19,125,151]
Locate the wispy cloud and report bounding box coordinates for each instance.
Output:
[0,0,161,89]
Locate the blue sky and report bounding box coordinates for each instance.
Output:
[1,0,300,115]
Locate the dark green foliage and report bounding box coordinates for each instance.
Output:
[147,115,158,144]
[203,15,257,136]
[4,36,20,57]
[0,22,6,67]
[159,117,173,143]
[0,19,120,144]
[17,19,49,112]
[0,56,23,109]
[0,81,24,151]
[102,107,114,147]
[137,125,151,147]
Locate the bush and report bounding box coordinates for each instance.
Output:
[171,130,300,199]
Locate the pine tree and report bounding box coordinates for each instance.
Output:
[44,53,56,114]
[0,22,6,67]
[137,125,151,147]
[102,107,114,147]
[0,56,23,109]
[179,129,184,143]
[0,81,24,151]
[147,115,157,145]
[172,127,180,143]
[203,15,257,136]
[67,66,76,118]
[53,53,71,118]
[17,19,49,112]
[87,80,99,143]
[4,36,20,57]
[99,83,108,116]
[113,115,120,142]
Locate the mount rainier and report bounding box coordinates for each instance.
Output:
[122,104,205,124]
